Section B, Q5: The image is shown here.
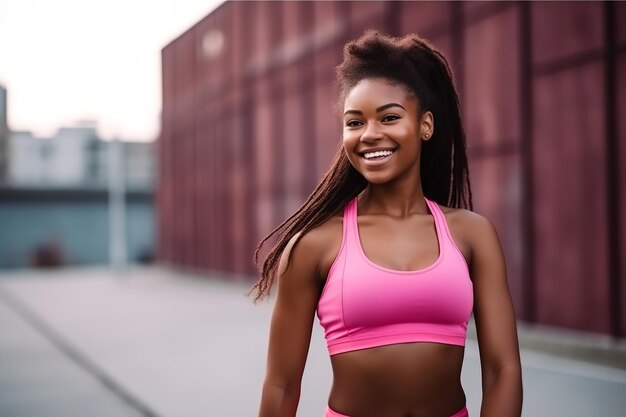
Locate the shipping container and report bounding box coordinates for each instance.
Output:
[159,1,626,337]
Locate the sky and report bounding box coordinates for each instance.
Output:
[0,0,224,142]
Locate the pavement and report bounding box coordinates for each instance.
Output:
[0,266,625,417]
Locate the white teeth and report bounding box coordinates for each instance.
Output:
[363,150,394,159]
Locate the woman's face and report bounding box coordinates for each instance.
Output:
[342,77,433,185]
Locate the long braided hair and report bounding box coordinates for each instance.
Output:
[250,30,472,301]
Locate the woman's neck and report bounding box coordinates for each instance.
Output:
[359,181,428,217]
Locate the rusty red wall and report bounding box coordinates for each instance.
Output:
[159,1,626,337]
[618,2,626,337]
[531,2,609,333]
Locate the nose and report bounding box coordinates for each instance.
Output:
[360,122,383,143]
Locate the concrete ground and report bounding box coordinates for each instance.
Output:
[0,266,625,417]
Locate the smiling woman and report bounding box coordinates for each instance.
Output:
[251,30,522,417]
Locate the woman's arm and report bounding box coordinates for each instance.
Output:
[468,213,523,417]
[258,232,324,417]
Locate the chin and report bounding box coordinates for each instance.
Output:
[362,172,393,185]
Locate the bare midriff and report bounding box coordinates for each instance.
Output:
[328,342,466,417]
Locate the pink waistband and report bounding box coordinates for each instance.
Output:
[324,406,349,417]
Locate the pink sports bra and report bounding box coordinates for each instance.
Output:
[316,196,473,356]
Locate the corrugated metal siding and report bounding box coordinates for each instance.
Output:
[615,13,626,337]
[530,1,610,334]
[533,61,609,333]
[159,1,626,336]
[620,2,626,43]
[463,4,524,318]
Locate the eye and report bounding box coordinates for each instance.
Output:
[345,119,363,127]
[382,114,400,122]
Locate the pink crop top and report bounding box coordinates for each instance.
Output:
[316,196,473,356]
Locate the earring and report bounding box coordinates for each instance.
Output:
[424,134,429,139]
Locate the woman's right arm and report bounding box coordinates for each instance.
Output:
[258,231,323,417]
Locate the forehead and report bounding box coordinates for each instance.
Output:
[344,78,414,109]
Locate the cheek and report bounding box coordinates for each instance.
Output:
[341,132,358,151]
[391,124,417,138]
[341,135,361,165]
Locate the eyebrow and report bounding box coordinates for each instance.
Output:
[344,102,406,116]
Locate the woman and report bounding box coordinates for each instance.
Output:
[251,30,522,417]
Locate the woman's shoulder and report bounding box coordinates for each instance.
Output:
[437,203,495,233]
[295,212,344,255]
[437,204,500,265]
[287,211,345,281]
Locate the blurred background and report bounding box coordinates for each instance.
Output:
[1,1,625,417]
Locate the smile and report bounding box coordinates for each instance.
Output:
[363,149,394,159]
[359,148,397,161]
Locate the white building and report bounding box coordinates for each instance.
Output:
[0,85,8,182]
[7,123,154,189]
[48,125,100,186]
[7,131,50,185]
[123,141,155,189]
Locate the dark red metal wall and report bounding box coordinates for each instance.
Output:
[159,1,626,337]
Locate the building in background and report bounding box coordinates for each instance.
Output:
[159,1,626,338]
[0,85,8,183]
[123,141,156,190]
[0,103,156,269]
[7,123,155,189]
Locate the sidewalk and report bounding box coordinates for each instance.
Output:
[0,285,145,417]
[1,266,625,417]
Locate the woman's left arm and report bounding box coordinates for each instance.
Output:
[467,212,523,417]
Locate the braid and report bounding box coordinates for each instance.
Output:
[405,37,473,208]
[249,30,472,301]
[249,149,366,301]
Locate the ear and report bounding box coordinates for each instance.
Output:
[420,111,434,141]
